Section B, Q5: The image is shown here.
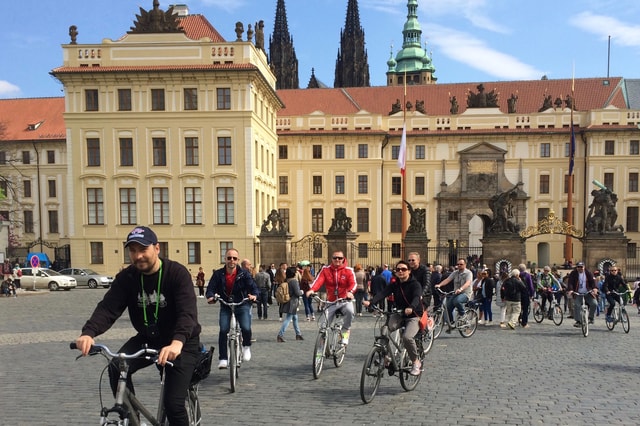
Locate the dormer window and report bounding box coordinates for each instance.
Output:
[27,120,44,131]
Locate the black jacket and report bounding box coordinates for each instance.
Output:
[501,276,526,302]
[370,276,423,317]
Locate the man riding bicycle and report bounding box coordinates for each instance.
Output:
[434,258,473,332]
[567,261,598,327]
[537,265,561,317]
[602,266,625,322]
[363,260,424,376]
[305,250,356,345]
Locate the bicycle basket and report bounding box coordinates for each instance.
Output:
[191,345,214,385]
[373,314,386,338]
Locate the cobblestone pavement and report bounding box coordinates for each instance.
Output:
[1,289,640,425]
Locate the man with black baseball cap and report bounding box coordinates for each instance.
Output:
[74,225,201,425]
[567,261,598,327]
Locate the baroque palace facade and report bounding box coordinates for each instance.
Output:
[1,0,640,274]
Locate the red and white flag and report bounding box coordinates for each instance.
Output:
[398,123,407,176]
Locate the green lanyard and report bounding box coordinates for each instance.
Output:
[140,262,163,326]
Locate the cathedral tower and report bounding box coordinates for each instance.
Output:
[334,0,370,88]
[269,0,299,89]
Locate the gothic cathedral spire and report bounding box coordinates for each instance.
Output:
[269,0,299,89]
[334,0,370,88]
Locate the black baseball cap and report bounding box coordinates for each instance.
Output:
[124,226,158,248]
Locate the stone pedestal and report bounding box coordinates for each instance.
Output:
[403,234,430,261]
[582,234,630,273]
[258,234,292,267]
[325,232,358,264]
[481,235,526,273]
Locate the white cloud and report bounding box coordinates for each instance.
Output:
[0,81,20,98]
[570,11,640,47]
[429,25,544,81]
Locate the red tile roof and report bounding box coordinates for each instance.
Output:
[277,77,626,116]
[178,14,226,42]
[0,97,65,142]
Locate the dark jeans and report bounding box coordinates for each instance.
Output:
[256,289,269,319]
[302,294,314,317]
[520,297,530,326]
[218,302,252,360]
[355,289,366,314]
[606,293,621,316]
[108,334,200,426]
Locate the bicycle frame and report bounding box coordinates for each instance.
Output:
[605,290,631,333]
[216,297,249,393]
[433,288,478,338]
[312,297,347,379]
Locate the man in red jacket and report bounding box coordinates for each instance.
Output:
[306,250,357,345]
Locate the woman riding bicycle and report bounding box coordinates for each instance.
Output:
[603,266,625,322]
[363,260,423,376]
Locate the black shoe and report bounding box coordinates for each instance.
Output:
[588,319,594,324]
[296,335,304,341]
[573,321,582,328]
[277,335,285,342]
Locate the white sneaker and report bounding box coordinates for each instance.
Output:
[218,359,228,369]
[410,360,422,376]
[478,319,484,325]
[242,346,251,361]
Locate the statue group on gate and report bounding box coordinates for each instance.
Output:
[328,208,352,234]
[585,186,624,235]
[488,186,519,234]
[260,209,287,235]
[405,201,427,235]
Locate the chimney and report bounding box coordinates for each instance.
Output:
[171,4,189,16]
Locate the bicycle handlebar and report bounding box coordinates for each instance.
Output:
[436,288,457,297]
[70,342,160,360]
[311,296,349,305]
[610,290,632,296]
[214,296,250,307]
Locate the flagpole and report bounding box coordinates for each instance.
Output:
[400,73,408,259]
[565,70,575,264]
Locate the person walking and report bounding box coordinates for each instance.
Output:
[354,264,367,316]
[300,266,315,321]
[254,265,271,320]
[195,266,206,298]
[501,269,527,330]
[277,266,304,342]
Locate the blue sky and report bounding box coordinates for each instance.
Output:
[2,0,640,98]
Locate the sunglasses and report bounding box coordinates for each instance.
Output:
[332,256,344,260]
[227,256,238,261]
[457,263,465,266]
[395,267,409,272]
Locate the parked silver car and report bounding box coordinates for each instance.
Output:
[58,268,113,289]
[20,268,77,291]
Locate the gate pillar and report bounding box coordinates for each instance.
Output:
[481,235,525,272]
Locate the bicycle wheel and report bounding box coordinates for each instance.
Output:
[228,338,238,392]
[621,308,630,333]
[399,349,421,391]
[432,309,444,339]
[360,345,384,404]
[458,309,478,338]
[333,329,346,368]
[187,387,201,426]
[552,305,563,326]
[533,302,544,323]
[420,327,434,355]
[581,308,588,337]
[312,331,326,379]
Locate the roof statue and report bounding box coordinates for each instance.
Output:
[129,0,184,34]
[507,93,518,113]
[467,84,498,108]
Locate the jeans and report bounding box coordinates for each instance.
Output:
[355,289,366,314]
[605,293,621,316]
[108,334,200,426]
[446,293,469,322]
[520,297,530,326]
[573,293,598,322]
[278,313,301,337]
[481,298,493,321]
[218,303,252,360]
[256,289,269,319]
[302,294,314,317]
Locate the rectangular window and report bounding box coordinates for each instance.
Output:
[278,208,290,232]
[358,243,368,259]
[391,243,401,258]
[540,143,550,157]
[358,144,368,158]
[23,180,31,198]
[391,145,400,160]
[630,172,639,192]
[312,208,324,233]
[539,175,550,194]
[0,210,7,221]
[391,176,401,195]
[119,188,137,225]
[87,138,100,166]
[447,211,459,222]
[87,188,104,225]
[335,175,345,194]
[564,143,571,158]
[627,206,639,232]
[184,88,198,110]
[357,208,369,232]
[564,174,575,193]
[48,210,59,233]
[153,138,167,166]
[0,151,5,164]
[218,137,232,165]
[118,89,132,111]
[151,89,165,111]
[537,208,550,221]
[312,145,322,159]
[604,140,615,155]
[22,151,30,164]
[562,208,575,223]
[279,145,288,159]
[628,243,637,258]
[153,187,170,224]
[47,150,55,164]
[279,176,289,195]
[631,140,639,155]
[158,242,168,260]
[217,88,231,110]
[47,179,56,198]
[358,175,368,194]
[187,242,201,264]
[390,209,402,233]
[185,187,202,225]
[415,145,425,160]
[119,138,133,166]
[85,89,98,111]
[335,144,345,159]
[313,176,323,194]
[217,187,234,224]
[185,137,199,166]
[24,210,34,233]
[604,172,614,191]
[90,242,104,264]
[415,176,425,195]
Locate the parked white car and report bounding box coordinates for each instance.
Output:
[58,268,113,289]
[20,268,77,291]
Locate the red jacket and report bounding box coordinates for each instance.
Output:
[310,262,357,301]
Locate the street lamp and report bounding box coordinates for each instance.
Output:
[31,141,43,252]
